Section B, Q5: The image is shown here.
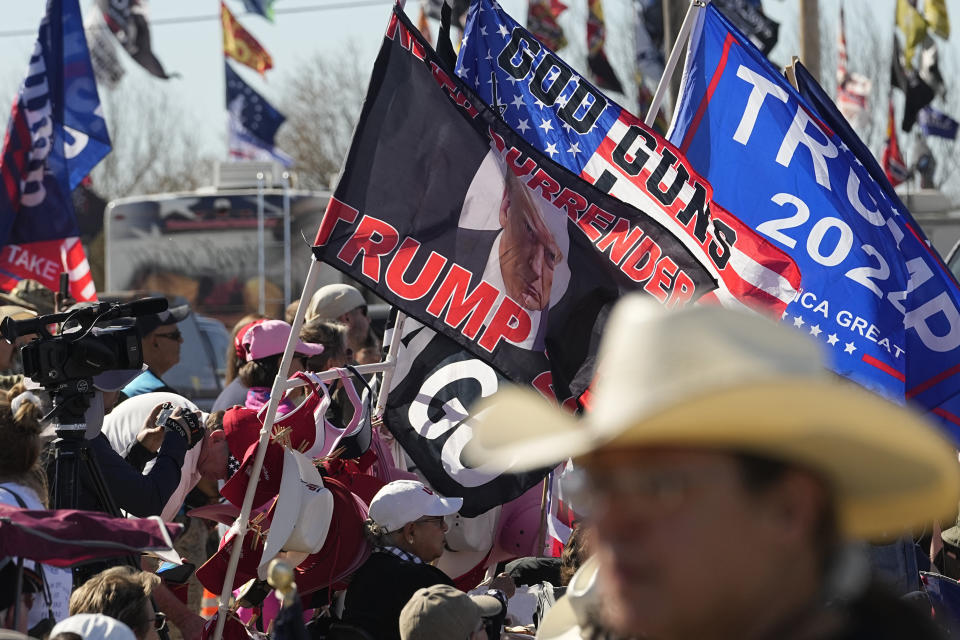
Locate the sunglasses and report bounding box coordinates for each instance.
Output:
[150,612,167,632]
[413,515,446,527]
[154,330,182,341]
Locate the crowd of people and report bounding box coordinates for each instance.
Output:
[1,278,960,640]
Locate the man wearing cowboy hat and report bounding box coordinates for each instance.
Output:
[468,294,960,639]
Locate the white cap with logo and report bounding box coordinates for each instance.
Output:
[368,480,463,533]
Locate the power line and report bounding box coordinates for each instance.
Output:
[0,0,396,39]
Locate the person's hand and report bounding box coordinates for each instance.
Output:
[136,423,166,453]
[485,573,516,599]
[160,405,205,450]
[135,404,167,453]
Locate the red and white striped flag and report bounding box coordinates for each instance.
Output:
[0,237,97,302]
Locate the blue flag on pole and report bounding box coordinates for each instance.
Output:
[668,4,960,442]
[918,105,960,140]
[0,0,111,247]
[242,0,275,22]
[225,61,292,167]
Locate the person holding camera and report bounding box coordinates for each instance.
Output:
[102,392,230,522]
[96,393,222,640]
[80,393,203,519]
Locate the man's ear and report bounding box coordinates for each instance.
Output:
[499,185,511,227]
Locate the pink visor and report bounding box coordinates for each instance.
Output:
[242,319,324,362]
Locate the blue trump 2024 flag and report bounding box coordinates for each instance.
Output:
[0,0,111,247]
[668,4,960,442]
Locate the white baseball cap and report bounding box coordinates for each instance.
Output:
[50,614,137,640]
[368,480,463,533]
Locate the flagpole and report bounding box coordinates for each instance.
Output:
[784,56,801,91]
[212,256,324,640]
[645,0,706,127]
[374,310,407,419]
[282,171,292,307]
[256,172,266,315]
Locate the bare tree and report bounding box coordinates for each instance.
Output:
[91,76,216,201]
[275,45,368,191]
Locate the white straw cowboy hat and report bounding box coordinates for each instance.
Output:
[258,448,334,579]
[467,294,960,540]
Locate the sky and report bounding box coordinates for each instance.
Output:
[0,0,952,178]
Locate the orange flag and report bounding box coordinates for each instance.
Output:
[221,1,273,76]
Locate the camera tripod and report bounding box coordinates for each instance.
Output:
[45,381,119,515]
[43,382,138,590]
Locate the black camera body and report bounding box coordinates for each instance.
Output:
[0,297,168,408]
[20,324,142,385]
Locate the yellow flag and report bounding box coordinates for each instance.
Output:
[221,1,273,76]
[897,0,928,69]
[924,0,950,39]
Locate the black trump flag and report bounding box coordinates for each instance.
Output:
[312,8,716,513]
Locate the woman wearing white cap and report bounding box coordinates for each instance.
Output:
[339,480,465,640]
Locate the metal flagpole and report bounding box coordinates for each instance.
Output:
[374,310,407,418]
[212,256,323,640]
[645,0,707,128]
[256,171,266,315]
[282,171,292,308]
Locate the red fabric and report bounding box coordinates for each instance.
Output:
[199,477,370,597]
[295,477,371,595]
[233,319,267,362]
[0,238,97,302]
[196,499,276,593]
[451,553,493,591]
[223,407,262,461]
[220,440,284,510]
[320,454,385,506]
[0,505,181,567]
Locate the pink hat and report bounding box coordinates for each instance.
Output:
[241,319,324,362]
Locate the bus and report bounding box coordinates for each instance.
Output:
[104,162,347,329]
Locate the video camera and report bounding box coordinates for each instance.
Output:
[0,297,167,387]
[0,297,168,426]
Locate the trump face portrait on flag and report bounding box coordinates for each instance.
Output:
[457,150,572,350]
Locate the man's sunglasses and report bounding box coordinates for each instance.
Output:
[150,612,167,632]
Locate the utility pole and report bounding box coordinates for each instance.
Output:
[661,0,688,117]
[798,0,820,83]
